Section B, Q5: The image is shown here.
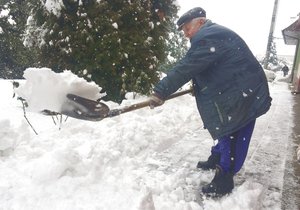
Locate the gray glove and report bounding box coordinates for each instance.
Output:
[149,93,164,109]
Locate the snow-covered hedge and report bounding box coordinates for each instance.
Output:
[264,69,276,82]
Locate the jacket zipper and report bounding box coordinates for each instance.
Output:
[214,102,224,123]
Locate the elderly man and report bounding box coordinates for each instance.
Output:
[149,7,272,196]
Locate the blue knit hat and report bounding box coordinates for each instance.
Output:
[177,7,206,30]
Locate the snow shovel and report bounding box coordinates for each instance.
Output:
[61,88,192,121]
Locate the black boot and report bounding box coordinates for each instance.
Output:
[202,165,234,197]
[197,153,220,170]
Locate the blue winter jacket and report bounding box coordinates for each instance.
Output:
[154,20,272,139]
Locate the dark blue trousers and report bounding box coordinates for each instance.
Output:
[211,120,256,174]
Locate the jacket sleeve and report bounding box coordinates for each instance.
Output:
[154,39,222,99]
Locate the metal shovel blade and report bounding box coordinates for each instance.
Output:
[61,94,110,121]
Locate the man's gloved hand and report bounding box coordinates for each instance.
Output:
[149,93,164,109]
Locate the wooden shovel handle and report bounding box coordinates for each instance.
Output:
[163,88,192,100]
[108,88,192,117]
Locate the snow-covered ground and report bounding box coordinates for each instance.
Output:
[0,69,295,210]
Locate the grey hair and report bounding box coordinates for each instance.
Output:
[190,17,206,25]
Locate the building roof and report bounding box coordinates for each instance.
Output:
[282,16,300,45]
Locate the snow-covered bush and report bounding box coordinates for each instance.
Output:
[264,69,276,82]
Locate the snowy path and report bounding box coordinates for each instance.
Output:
[238,81,293,210]
[136,81,294,210]
[0,79,294,210]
